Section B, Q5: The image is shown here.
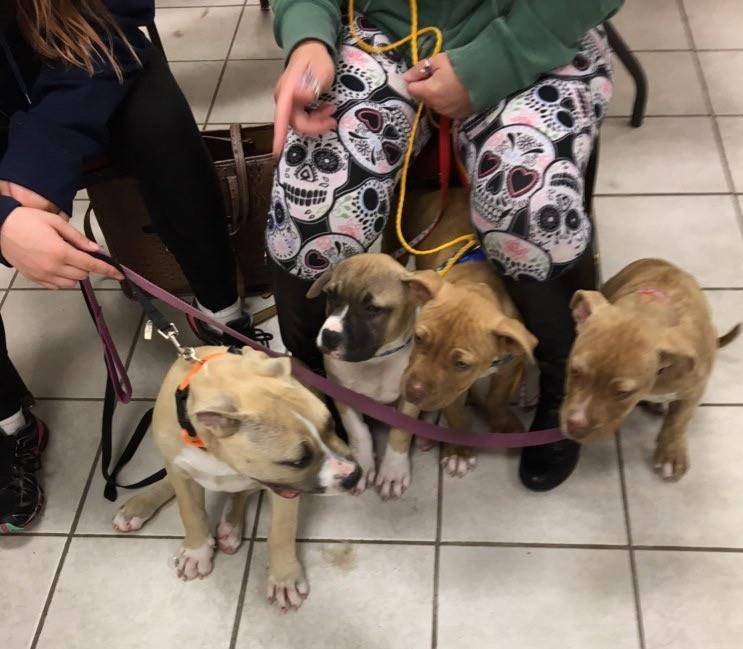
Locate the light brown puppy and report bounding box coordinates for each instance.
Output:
[562,258,740,480]
[113,346,360,610]
[387,188,538,477]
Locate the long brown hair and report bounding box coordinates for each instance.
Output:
[16,0,139,80]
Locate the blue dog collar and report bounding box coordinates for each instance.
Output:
[490,354,514,368]
[436,245,487,272]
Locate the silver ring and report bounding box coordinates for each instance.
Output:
[420,58,433,79]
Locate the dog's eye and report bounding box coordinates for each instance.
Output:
[454,360,470,371]
[615,388,635,400]
[657,367,666,376]
[569,367,584,381]
[414,333,425,347]
[365,302,383,315]
[280,445,313,469]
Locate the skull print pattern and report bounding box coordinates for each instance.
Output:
[268,23,612,281]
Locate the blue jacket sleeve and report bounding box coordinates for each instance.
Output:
[0,1,154,220]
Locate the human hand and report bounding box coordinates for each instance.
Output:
[272,40,337,158]
[0,207,124,288]
[0,181,59,213]
[404,53,472,119]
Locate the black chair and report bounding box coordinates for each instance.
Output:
[605,21,647,128]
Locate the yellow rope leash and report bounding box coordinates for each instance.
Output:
[347,0,477,259]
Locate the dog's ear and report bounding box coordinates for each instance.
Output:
[252,356,292,379]
[658,329,697,375]
[306,267,334,299]
[570,290,609,324]
[492,317,538,362]
[401,270,444,306]
[193,410,244,437]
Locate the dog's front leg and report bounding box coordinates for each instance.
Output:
[167,463,215,580]
[266,490,308,611]
[484,363,525,433]
[653,397,698,481]
[336,402,375,494]
[441,392,477,478]
[376,400,419,500]
[217,490,253,554]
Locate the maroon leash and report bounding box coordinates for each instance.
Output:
[82,260,563,451]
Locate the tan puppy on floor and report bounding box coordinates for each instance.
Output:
[387,188,538,477]
[562,258,740,480]
[113,346,360,610]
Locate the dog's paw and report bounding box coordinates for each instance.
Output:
[415,435,437,452]
[112,509,144,533]
[216,521,242,554]
[266,564,309,611]
[170,538,215,580]
[351,465,376,496]
[375,448,411,500]
[441,445,477,478]
[653,445,689,481]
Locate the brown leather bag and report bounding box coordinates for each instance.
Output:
[85,124,274,297]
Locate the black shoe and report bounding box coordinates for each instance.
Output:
[187,303,273,348]
[519,408,580,492]
[0,414,48,533]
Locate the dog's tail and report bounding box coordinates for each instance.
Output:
[717,323,741,348]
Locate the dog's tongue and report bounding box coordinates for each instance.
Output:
[272,486,300,499]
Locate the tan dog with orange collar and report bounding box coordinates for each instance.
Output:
[113,346,360,610]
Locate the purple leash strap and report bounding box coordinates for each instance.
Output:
[83,262,564,449]
[80,278,132,403]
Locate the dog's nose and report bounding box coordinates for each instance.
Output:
[340,463,362,490]
[404,380,426,405]
[566,410,589,439]
[321,329,342,351]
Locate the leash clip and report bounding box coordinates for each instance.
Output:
[158,324,198,363]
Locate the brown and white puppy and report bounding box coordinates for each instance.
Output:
[307,253,418,499]
[113,346,360,610]
[562,258,740,480]
[390,188,538,477]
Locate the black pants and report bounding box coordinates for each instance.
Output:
[0,46,236,419]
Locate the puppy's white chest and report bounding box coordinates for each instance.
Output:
[173,447,258,492]
[328,347,410,404]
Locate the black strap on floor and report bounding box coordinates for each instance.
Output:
[100,376,165,502]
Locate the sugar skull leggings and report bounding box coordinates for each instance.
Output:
[269,18,613,425]
[268,20,613,283]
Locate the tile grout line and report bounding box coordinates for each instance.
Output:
[228,491,263,649]
[431,448,443,649]
[615,434,647,649]
[16,531,743,553]
[203,0,250,128]
[675,0,743,233]
[28,312,145,649]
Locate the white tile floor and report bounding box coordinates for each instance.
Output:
[2,1,743,648]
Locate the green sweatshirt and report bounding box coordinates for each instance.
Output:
[273,0,623,112]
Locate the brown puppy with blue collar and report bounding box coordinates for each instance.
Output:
[562,258,739,480]
[394,189,537,477]
[113,346,360,610]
